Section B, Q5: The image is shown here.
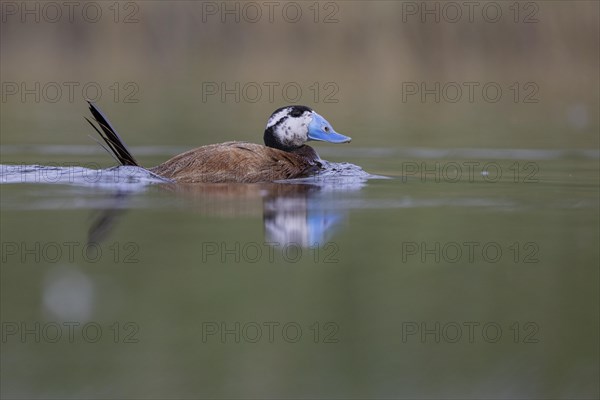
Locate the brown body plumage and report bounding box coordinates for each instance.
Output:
[150,142,321,183]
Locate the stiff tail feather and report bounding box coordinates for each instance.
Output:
[85,101,139,166]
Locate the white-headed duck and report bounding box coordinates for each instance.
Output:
[86,102,351,183]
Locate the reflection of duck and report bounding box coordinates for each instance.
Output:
[88,181,357,247]
[86,102,351,183]
[263,192,344,246]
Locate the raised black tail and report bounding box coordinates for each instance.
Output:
[85,101,139,166]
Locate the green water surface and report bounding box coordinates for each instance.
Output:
[1,149,598,399]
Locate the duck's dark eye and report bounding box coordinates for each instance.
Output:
[324,126,330,132]
[290,109,303,118]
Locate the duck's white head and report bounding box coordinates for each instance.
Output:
[264,105,351,151]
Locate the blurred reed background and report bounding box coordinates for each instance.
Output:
[1,0,598,159]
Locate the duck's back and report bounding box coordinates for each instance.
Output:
[150,141,321,183]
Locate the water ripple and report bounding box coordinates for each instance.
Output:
[0,164,169,191]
